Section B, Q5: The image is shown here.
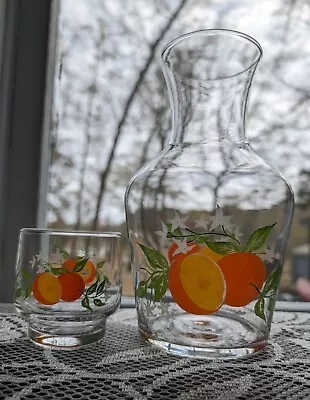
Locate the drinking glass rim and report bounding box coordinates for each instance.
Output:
[161,28,263,81]
[20,228,121,238]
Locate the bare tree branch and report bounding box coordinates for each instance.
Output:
[74,20,104,231]
[90,0,188,231]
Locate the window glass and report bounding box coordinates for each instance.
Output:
[48,0,310,299]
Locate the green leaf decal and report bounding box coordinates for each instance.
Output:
[15,287,22,299]
[193,234,209,245]
[138,243,169,272]
[96,260,106,269]
[51,267,68,276]
[96,279,108,296]
[136,281,148,298]
[24,286,32,299]
[206,241,240,255]
[93,298,105,307]
[148,272,162,289]
[246,223,276,252]
[22,269,31,279]
[254,297,266,321]
[153,274,168,301]
[261,266,281,297]
[60,250,70,259]
[86,280,98,295]
[254,265,281,321]
[105,277,111,285]
[166,224,183,238]
[81,296,92,310]
[73,258,89,273]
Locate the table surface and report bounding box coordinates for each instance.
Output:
[0,304,310,400]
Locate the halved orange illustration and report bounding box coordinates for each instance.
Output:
[169,253,226,314]
[168,242,201,266]
[63,258,96,285]
[198,245,224,263]
[32,272,62,305]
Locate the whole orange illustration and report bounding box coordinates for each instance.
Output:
[217,252,266,307]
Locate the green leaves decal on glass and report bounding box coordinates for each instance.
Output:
[73,258,89,272]
[153,274,168,301]
[136,243,169,302]
[96,279,108,297]
[60,250,70,259]
[245,223,276,252]
[81,296,91,310]
[254,296,266,321]
[51,267,68,276]
[15,286,32,300]
[79,270,110,311]
[136,281,148,298]
[138,243,169,271]
[206,241,241,255]
[93,298,105,307]
[96,260,106,269]
[86,280,98,295]
[254,265,282,321]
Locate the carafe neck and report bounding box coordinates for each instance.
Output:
[164,68,257,145]
[161,29,262,146]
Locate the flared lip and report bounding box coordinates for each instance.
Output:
[161,29,263,81]
[20,228,121,238]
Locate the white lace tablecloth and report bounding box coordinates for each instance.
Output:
[0,304,309,399]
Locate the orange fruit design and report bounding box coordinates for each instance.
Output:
[217,252,266,307]
[169,259,209,315]
[58,272,85,302]
[169,253,226,315]
[198,245,224,263]
[32,272,62,305]
[63,258,96,285]
[168,242,201,265]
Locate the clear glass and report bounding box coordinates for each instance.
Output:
[125,29,294,359]
[14,228,122,349]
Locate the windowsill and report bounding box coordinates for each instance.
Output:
[2,298,310,312]
[120,296,135,308]
[121,296,310,312]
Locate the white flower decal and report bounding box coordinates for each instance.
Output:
[155,221,168,247]
[172,239,195,256]
[52,248,64,265]
[260,247,281,262]
[29,256,37,269]
[29,252,45,272]
[208,205,233,231]
[194,215,210,230]
[170,212,188,231]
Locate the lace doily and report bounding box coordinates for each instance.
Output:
[0,305,309,399]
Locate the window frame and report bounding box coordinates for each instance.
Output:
[0,0,53,302]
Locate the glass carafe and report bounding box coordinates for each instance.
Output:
[125,29,294,359]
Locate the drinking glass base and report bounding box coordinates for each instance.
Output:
[28,320,106,350]
[140,311,268,360]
